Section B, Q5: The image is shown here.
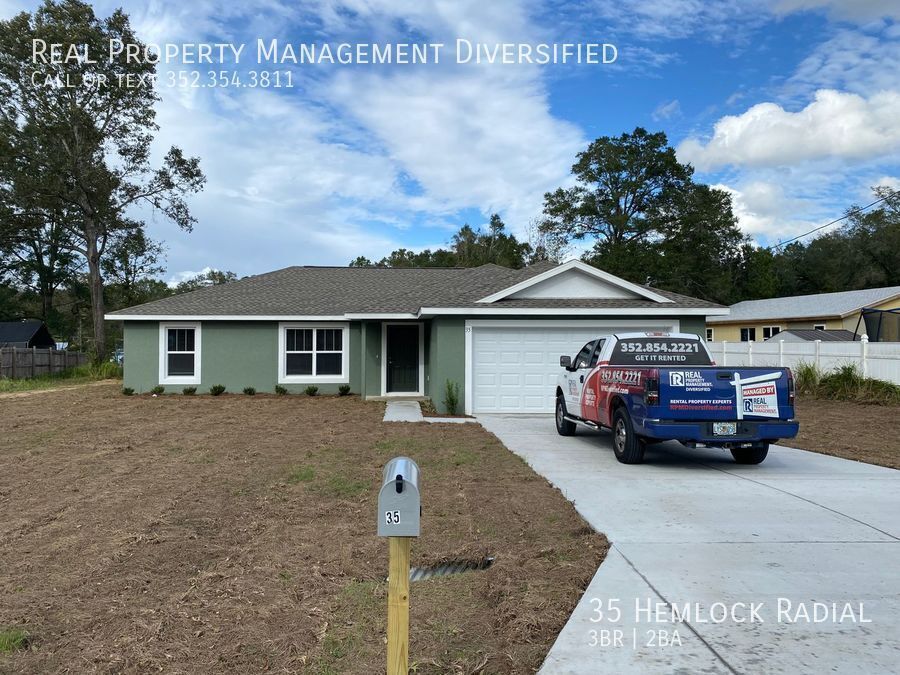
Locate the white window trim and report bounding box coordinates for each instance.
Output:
[278,322,350,384]
[159,322,201,385]
[706,327,714,342]
[762,325,781,339]
[463,319,679,415]
[813,324,826,331]
[381,322,425,396]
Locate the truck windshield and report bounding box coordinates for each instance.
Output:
[609,337,713,366]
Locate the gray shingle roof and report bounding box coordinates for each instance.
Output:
[106,263,723,318]
[708,286,900,324]
[769,329,858,342]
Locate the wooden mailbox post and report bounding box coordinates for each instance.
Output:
[377,457,421,675]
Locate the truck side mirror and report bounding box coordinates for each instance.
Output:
[559,355,572,369]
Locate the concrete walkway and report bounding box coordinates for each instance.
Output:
[383,400,424,422]
[383,400,476,424]
[478,414,900,674]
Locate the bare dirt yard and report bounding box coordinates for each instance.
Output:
[783,397,900,470]
[0,384,606,674]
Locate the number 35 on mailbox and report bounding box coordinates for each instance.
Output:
[377,456,421,537]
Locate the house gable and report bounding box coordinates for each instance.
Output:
[476,260,672,304]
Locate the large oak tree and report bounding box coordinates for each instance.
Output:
[0,0,204,360]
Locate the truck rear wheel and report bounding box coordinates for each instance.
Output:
[556,395,576,436]
[731,443,769,464]
[612,407,645,464]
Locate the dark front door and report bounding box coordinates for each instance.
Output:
[386,324,419,393]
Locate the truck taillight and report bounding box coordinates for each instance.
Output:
[645,377,659,406]
[787,370,795,406]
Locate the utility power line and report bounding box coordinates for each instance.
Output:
[767,190,897,251]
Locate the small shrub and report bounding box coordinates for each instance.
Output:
[0,627,29,653]
[243,386,257,395]
[794,362,900,405]
[209,384,226,396]
[443,379,460,415]
[182,386,197,395]
[122,387,134,396]
[338,384,351,396]
[150,385,165,395]
[793,361,821,396]
[305,385,319,396]
[275,385,288,396]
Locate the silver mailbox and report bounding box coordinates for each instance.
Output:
[377,456,421,537]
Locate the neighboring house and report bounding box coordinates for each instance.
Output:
[707,286,900,343]
[105,260,726,413]
[0,320,56,349]
[766,329,858,342]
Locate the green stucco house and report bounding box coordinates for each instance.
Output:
[106,260,726,413]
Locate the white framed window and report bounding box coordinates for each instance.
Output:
[159,322,201,385]
[762,325,781,340]
[740,327,756,342]
[706,328,714,342]
[278,322,349,384]
[813,324,826,331]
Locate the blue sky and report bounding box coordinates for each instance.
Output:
[4,0,899,282]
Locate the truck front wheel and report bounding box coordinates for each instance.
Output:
[612,407,645,464]
[731,443,769,464]
[556,395,576,436]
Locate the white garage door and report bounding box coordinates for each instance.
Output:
[470,322,675,413]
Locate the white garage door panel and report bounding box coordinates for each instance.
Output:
[471,323,673,413]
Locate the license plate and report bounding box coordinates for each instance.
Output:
[713,422,737,436]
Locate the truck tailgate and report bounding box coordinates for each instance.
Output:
[658,367,794,421]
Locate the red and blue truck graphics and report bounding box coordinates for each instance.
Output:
[555,332,799,465]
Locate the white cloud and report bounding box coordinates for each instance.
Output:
[652,99,681,121]
[786,27,900,97]
[678,89,900,170]
[873,175,900,191]
[773,0,900,21]
[327,67,584,231]
[715,181,818,238]
[587,0,767,42]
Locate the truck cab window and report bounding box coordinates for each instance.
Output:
[574,340,598,369]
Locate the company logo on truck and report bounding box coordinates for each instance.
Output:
[730,372,782,419]
[668,370,713,392]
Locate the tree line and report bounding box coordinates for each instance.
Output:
[351,128,899,306]
[2,3,897,362]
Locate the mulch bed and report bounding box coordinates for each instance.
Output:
[0,384,607,673]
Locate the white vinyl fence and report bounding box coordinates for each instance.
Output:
[706,337,900,385]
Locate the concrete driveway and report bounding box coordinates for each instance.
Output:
[478,415,900,674]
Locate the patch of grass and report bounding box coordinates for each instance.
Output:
[451,448,478,466]
[793,361,821,396]
[321,474,369,498]
[209,384,226,396]
[374,438,426,454]
[795,362,900,405]
[0,362,122,394]
[286,466,315,484]
[0,627,29,653]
